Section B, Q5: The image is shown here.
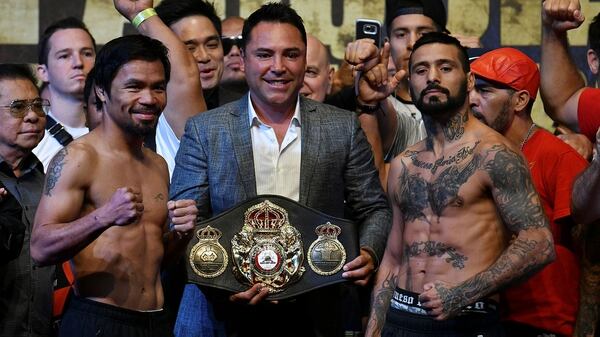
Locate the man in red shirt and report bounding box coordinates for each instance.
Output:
[470,47,588,336]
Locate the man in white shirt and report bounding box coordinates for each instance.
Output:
[34,17,96,171]
[170,3,391,336]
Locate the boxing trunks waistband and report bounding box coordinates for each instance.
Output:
[384,288,502,335]
[390,287,498,316]
[186,195,359,300]
[66,296,168,327]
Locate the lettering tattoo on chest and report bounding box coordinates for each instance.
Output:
[407,141,480,175]
[405,241,468,269]
[395,151,482,223]
[44,147,68,196]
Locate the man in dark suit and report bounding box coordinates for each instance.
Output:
[170,3,391,337]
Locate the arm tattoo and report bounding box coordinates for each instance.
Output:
[484,145,547,231]
[44,147,68,196]
[575,223,600,336]
[367,272,398,336]
[406,241,468,269]
[429,145,554,315]
[434,237,553,315]
[154,193,165,201]
[576,265,600,336]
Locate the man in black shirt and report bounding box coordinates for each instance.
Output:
[0,64,52,337]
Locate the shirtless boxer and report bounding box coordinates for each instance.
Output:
[30,34,197,337]
[365,32,555,337]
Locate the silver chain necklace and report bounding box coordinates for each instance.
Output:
[520,123,537,151]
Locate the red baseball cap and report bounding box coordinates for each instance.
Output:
[470,48,540,100]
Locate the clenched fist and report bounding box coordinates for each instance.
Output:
[113,0,154,22]
[104,187,144,226]
[168,199,197,238]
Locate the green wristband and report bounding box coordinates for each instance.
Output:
[131,8,157,29]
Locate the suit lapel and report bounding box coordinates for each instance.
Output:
[228,95,257,197]
[299,96,320,205]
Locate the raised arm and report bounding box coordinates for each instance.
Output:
[345,40,407,159]
[31,146,143,266]
[540,0,586,131]
[114,0,206,138]
[419,144,555,320]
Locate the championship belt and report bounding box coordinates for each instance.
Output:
[186,195,359,300]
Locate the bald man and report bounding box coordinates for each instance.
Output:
[300,34,334,102]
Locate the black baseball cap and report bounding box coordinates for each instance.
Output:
[385,0,450,34]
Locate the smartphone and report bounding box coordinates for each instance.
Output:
[356,18,382,48]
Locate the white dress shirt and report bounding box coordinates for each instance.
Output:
[248,95,302,201]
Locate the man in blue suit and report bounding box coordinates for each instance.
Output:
[170,3,391,336]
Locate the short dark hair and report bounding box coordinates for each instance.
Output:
[241,2,306,50]
[409,32,470,73]
[93,35,171,100]
[589,13,600,55]
[156,0,221,35]
[38,17,96,65]
[0,64,38,89]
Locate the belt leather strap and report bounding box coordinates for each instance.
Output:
[45,115,74,146]
[186,195,359,300]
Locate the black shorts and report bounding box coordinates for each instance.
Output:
[59,296,173,337]
[382,288,505,337]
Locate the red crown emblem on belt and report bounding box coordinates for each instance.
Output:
[315,222,341,237]
[244,200,289,233]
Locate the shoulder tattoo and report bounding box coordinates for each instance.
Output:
[483,145,546,231]
[44,147,68,197]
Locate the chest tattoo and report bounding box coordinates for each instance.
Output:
[405,241,468,269]
[396,152,482,222]
[408,142,480,174]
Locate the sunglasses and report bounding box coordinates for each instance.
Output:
[0,98,49,118]
[221,35,243,55]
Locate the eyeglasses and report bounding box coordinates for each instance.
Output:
[221,35,243,55]
[0,98,50,118]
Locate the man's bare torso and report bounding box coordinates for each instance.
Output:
[390,128,512,294]
[70,132,169,310]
